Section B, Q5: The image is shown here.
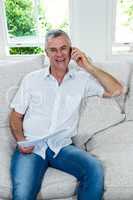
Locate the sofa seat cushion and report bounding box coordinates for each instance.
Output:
[86,121,133,200]
[0,127,77,200]
[38,168,77,200]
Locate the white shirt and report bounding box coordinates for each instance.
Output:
[10,65,104,159]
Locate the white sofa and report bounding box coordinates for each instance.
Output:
[0,56,133,200]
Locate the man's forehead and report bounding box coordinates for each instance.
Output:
[47,36,71,47]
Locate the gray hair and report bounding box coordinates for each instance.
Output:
[45,29,71,48]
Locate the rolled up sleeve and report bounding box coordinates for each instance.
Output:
[84,74,104,97]
[10,76,31,114]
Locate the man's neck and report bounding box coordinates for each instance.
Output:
[50,66,68,83]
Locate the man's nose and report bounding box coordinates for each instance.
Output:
[56,50,63,56]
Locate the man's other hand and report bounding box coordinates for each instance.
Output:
[18,146,34,154]
[71,47,92,69]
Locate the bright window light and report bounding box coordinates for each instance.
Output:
[115,0,133,43]
[113,0,133,54]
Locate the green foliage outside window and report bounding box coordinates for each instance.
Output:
[9,47,44,55]
[5,0,36,37]
[5,0,69,55]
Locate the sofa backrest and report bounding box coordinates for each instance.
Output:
[72,61,132,148]
[125,65,133,120]
[0,57,132,149]
[0,56,44,127]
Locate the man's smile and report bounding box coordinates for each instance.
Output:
[55,59,65,62]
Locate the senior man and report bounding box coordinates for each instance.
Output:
[10,29,123,200]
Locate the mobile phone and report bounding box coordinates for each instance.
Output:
[69,47,72,59]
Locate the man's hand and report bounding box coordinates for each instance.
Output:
[17,138,34,154]
[18,145,34,154]
[71,47,92,70]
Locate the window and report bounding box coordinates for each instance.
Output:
[112,0,133,54]
[3,0,69,55]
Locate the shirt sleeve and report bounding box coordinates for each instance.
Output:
[10,75,31,114]
[84,73,104,97]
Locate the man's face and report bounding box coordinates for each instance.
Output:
[45,35,71,70]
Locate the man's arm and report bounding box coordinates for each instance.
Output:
[71,47,124,97]
[85,66,123,97]
[10,109,25,141]
[10,109,34,153]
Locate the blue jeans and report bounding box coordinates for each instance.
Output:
[11,145,104,200]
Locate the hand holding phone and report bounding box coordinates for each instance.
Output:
[69,47,72,59]
[70,47,92,69]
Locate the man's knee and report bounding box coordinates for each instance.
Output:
[92,158,104,178]
[83,156,104,183]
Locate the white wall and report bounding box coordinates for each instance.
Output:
[70,0,108,61]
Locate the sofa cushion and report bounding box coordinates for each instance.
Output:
[86,121,133,200]
[125,69,133,120]
[94,61,130,87]
[0,56,44,127]
[38,168,77,199]
[94,61,131,112]
[0,127,16,199]
[72,96,125,148]
[72,60,130,148]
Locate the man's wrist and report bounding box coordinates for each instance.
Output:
[85,63,96,74]
[15,135,25,142]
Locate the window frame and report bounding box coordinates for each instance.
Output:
[4,0,45,48]
[0,0,9,57]
[111,0,133,56]
[0,0,70,58]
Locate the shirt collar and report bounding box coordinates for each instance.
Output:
[43,65,75,80]
[43,66,51,78]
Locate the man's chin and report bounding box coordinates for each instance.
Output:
[55,62,68,69]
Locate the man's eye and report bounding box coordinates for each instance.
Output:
[62,47,67,50]
[50,49,57,52]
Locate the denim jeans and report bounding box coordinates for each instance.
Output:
[11,144,104,200]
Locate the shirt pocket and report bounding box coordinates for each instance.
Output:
[29,91,46,112]
[64,94,82,115]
